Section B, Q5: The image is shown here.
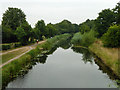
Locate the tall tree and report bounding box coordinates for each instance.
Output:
[21,21,32,42]
[95,9,116,37]
[113,2,120,25]
[34,20,46,40]
[2,7,26,30]
[2,7,26,43]
[79,19,95,34]
[15,27,27,45]
[102,25,120,47]
[46,23,58,38]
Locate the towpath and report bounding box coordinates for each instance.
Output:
[0,40,45,68]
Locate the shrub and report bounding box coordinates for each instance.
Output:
[81,30,96,47]
[1,42,22,50]
[71,32,82,45]
[2,44,10,50]
[14,42,21,48]
[102,25,120,47]
[71,30,96,47]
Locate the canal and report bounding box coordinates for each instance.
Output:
[6,45,117,88]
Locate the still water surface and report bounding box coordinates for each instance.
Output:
[7,47,116,88]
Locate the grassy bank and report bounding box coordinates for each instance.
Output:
[1,33,72,89]
[2,47,41,89]
[1,47,30,65]
[89,40,120,79]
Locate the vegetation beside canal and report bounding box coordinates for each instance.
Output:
[1,47,30,65]
[1,33,71,90]
[89,40,120,79]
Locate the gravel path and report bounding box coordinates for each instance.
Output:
[0,40,45,68]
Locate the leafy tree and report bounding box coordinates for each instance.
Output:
[113,2,120,24]
[2,7,26,43]
[34,20,46,40]
[21,21,32,42]
[15,27,27,45]
[79,19,95,34]
[102,25,120,47]
[81,30,96,47]
[0,25,1,44]
[72,24,79,33]
[54,20,76,34]
[2,7,26,30]
[95,9,116,37]
[46,24,58,38]
[2,26,17,43]
[79,24,90,34]
[71,30,96,47]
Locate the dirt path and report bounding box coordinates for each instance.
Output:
[0,40,46,68]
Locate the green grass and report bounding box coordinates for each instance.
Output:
[89,40,119,77]
[1,47,29,65]
[2,34,72,89]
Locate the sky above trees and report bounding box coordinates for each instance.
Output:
[0,0,119,27]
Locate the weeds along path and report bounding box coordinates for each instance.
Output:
[0,40,46,68]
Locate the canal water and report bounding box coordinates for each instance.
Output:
[6,46,117,88]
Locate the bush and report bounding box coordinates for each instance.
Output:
[40,34,71,50]
[14,42,21,48]
[81,30,96,47]
[1,42,22,50]
[71,30,96,47]
[2,44,10,50]
[102,25,120,47]
[71,32,82,45]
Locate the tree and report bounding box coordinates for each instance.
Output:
[79,19,95,34]
[95,9,116,37]
[102,25,120,47]
[54,20,75,34]
[79,24,90,34]
[21,21,32,42]
[34,20,46,40]
[0,25,1,44]
[113,2,120,24]
[2,7,26,30]
[15,27,27,45]
[46,24,58,38]
[2,7,26,43]
[2,26,14,43]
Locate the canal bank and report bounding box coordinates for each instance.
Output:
[89,40,120,80]
[6,46,117,88]
[1,34,72,90]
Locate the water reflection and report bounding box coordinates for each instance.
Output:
[36,55,48,64]
[59,39,71,50]
[5,37,120,88]
[71,47,93,64]
[7,47,117,88]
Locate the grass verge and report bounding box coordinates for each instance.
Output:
[89,39,120,78]
[1,47,29,65]
[1,34,72,89]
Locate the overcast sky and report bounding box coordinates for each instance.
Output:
[0,0,119,27]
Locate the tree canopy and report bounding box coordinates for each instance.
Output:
[2,7,26,30]
[102,25,120,47]
[95,9,116,37]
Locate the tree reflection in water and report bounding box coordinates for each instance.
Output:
[71,47,93,64]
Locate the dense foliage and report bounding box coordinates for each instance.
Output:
[54,20,79,34]
[95,9,116,37]
[1,2,120,48]
[71,30,96,47]
[2,8,33,44]
[79,19,95,34]
[102,25,120,47]
[34,20,46,40]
